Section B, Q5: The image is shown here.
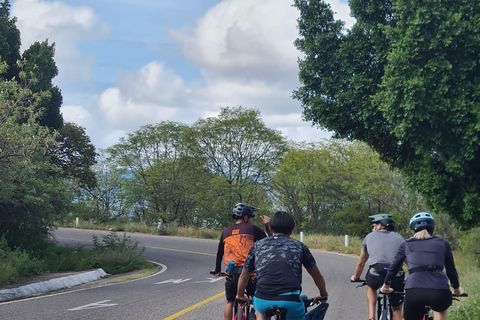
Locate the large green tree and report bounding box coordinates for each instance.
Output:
[293,0,480,226]
[0,64,71,252]
[107,121,204,225]
[187,106,288,226]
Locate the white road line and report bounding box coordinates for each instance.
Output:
[69,300,117,311]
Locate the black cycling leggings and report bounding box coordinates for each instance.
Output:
[403,288,452,320]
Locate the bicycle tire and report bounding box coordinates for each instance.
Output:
[381,308,390,320]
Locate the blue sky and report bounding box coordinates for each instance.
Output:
[11,0,354,149]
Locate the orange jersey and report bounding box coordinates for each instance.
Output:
[215,222,267,270]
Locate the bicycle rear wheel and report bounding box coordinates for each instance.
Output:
[381,309,390,320]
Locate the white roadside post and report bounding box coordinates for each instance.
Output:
[345,235,349,247]
[75,217,79,228]
[300,231,304,243]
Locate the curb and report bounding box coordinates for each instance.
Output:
[0,268,108,303]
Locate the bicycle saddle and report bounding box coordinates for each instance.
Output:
[266,307,288,317]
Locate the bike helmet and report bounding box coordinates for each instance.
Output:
[232,203,259,219]
[409,212,435,233]
[369,213,395,231]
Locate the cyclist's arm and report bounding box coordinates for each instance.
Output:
[214,233,225,273]
[351,249,368,281]
[306,264,328,299]
[236,268,253,301]
[444,241,460,289]
[253,224,267,241]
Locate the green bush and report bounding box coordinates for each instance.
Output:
[458,227,480,268]
[88,232,151,274]
[0,237,44,285]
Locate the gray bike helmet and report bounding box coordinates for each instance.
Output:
[369,213,395,231]
[409,212,435,233]
[232,203,258,219]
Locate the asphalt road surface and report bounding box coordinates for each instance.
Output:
[0,228,367,319]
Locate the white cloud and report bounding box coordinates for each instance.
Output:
[98,61,198,130]
[61,104,91,127]
[169,0,351,141]
[11,0,109,84]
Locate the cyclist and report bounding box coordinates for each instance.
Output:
[212,203,268,320]
[381,212,465,320]
[236,211,328,320]
[351,214,405,320]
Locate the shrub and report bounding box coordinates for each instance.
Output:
[88,232,151,274]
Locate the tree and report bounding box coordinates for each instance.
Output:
[21,40,63,129]
[0,64,71,252]
[293,0,480,226]
[72,151,128,224]
[186,106,288,226]
[51,123,97,188]
[107,121,201,225]
[273,140,425,235]
[0,0,20,81]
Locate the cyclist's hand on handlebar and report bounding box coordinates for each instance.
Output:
[453,287,466,297]
[313,292,328,303]
[350,275,360,282]
[235,295,250,307]
[380,285,393,295]
[210,270,220,277]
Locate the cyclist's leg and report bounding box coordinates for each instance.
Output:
[403,288,428,320]
[225,268,241,320]
[366,272,383,319]
[428,289,452,320]
[432,310,447,320]
[389,275,405,320]
[225,301,234,320]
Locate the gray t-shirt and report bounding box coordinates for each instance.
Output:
[362,230,404,276]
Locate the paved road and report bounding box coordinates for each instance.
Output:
[0,228,367,319]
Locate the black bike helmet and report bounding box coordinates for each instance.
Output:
[409,212,435,233]
[232,203,258,219]
[369,213,395,231]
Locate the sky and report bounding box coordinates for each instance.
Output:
[10,0,355,149]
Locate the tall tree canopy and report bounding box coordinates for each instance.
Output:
[0,0,20,81]
[0,64,71,252]
[293,0,480,226]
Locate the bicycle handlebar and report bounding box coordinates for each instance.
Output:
[210,271,226,276]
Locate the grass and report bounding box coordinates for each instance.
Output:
[0,232,153,287]
[449,254,480,320]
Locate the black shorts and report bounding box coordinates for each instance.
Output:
[366,271,405,307]
[225,266,256,302]
[403,288,452,320]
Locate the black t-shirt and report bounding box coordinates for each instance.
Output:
[244,234,316,295]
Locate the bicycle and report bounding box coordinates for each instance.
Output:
[263,295,329,320]
[421,293,468,320]
[352,279,396,320]
[210,271,256,320]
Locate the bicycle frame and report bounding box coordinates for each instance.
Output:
[377,291,391,320]
[422,306,433,320]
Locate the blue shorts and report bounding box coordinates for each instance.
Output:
[254,291,305,320]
